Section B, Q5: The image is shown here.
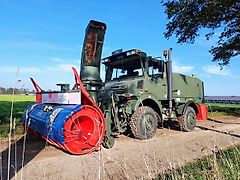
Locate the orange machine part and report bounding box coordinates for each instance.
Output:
[63,105,105,155]
[196,104,208,120]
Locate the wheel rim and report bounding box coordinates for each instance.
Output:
[187,111,196,129]
[143,114,155,133]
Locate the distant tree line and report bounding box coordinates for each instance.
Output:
[0,87,35,94]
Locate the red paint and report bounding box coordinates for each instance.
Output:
[196,104,208,120]
[63,105,105,155]
[30,77,43,92]
[36,93,42,103]
[48,93,52,98]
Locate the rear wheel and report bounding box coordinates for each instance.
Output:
[130,106,158,140]
[178,106,196,131]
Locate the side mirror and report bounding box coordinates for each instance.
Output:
[158,60,164,73]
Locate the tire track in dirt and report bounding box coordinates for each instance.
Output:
[1,118,240,179]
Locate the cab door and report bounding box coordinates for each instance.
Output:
[147,60,167,101]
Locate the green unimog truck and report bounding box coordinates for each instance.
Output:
[79,20,205,148]
[97,49,204,147]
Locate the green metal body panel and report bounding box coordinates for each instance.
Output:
[172,73,203,104]
[133,93,162,111]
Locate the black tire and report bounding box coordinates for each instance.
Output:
[130,106,158,140]
[178,106,196,132]
[102,135,115,149]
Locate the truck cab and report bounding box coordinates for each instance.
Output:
[102,49,167,101]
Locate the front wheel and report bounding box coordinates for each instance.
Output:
[130,106,158,140]
[102,135,115,149]
[178,106,196,132]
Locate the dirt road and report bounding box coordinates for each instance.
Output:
[1,117,240,180]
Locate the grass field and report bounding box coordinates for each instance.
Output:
[208,103,240,117]
[157,145,240,179]
[159,103,240,179]
[0,94,35,137]
[0,94,35,102]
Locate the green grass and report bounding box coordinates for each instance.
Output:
[157,145,240,180]
[0,94,35,137]
[157,103,240,179]
[0,94,35,102]
[208,103,240,108]
[208,103,240,117]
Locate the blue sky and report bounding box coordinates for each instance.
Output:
[0,0,239,95]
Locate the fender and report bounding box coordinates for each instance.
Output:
[177,100,199,116]
[133,93,162,115]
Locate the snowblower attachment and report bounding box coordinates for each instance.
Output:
[23,67,106,155]
[22,20,107,155]
[80,20,106,103]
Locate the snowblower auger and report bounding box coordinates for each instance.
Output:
[22,67,106,155]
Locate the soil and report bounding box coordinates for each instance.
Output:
[1,116,240,180]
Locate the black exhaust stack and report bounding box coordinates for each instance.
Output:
[166,48,173,118]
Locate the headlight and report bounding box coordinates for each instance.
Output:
[126,49,142,56]
[126,50,136,56]
[102,58,110,63]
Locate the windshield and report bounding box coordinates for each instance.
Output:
[104,52,145,82]
[106,66,143,82]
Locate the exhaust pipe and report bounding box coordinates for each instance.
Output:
[166,48,173,118]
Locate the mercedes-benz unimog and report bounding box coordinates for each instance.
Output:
[99,48,204,147]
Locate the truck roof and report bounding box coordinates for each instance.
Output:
[102,49,161,70]
[101,49,145,69]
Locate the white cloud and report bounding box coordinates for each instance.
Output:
[57,64,77,72]
[0,64,80,90]
[0,66,40,73]
[172,61,194,74]
[50,57,81,66]
[202,65,230,76]
[46,63,79,72]
[50,57,66,63]
[0,63,79,75]
[3,40,77,51]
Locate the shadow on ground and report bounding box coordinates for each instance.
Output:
[163,120,181,131]
[1,134,45,180]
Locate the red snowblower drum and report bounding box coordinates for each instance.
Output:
[22,67,106,155]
